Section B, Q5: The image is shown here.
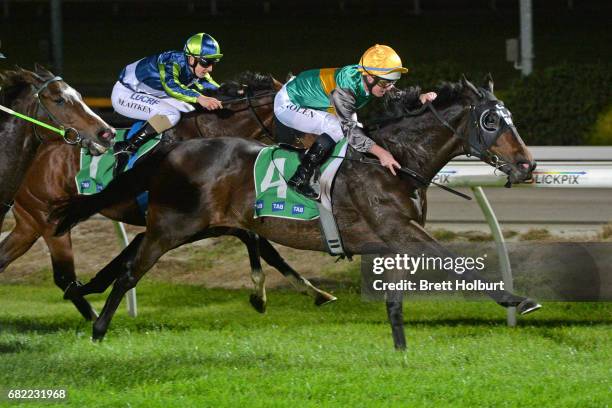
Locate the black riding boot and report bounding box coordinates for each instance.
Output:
[288,133,335,199]
[113,122,158,176]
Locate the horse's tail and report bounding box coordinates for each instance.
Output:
[50,147,170,236]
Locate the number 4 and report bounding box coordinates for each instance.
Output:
[260,158,287,198]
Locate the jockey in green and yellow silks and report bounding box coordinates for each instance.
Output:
[274,44,437,199]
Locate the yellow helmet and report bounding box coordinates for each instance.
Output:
[357,44,408,80]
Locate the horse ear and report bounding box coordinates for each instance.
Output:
[285,72,294,82]
[483,72,494,93]
[34,63,54,78]
[16,66,43,85]
[271,77,284,91]
[460,74,482,98]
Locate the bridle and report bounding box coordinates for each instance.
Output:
[424,91,520,176]
[221,86,276,143]
[361,88,523,196]
[30,76,82,145]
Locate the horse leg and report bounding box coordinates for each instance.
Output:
[0,220,40,274]
[232,231,267,313]
[63,232,146,299]
[386,299,407,351]
[257,238,337,306]
[42,233,98,320]
[380,219,540,311]
[92,231,175,341]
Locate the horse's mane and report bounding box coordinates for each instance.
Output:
[213,71,275,97]
[372,81,467,172]
[0,68,34,107]
[382,81,465,119]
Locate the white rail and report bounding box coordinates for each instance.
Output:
[436,152,612,326]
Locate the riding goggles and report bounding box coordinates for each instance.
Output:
[197,57,220,67]
[375,78,397,89]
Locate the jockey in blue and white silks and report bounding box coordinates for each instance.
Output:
[111,33,224,174]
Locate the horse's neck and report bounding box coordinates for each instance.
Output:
[0,115,41,208]
[183,99,274,142]
[373,105,465,181]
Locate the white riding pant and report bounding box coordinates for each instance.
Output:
[111,81,195,126]
[273,83,344,142]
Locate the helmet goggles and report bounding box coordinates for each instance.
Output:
[374,77,397,89]
[196,56,220,67]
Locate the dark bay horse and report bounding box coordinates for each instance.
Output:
[1,72,335,320]
[52,76,541,346]
[0,65,115,229]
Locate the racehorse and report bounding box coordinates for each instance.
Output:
[1,71,336,320]
[0,65,115,230]
[52,76,541,346]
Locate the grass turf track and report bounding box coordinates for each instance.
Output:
[0,282,609,407]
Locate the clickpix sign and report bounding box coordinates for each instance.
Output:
[528,171,585,185]
[432,170,456,184]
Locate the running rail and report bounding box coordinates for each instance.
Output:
[437,150,612,326]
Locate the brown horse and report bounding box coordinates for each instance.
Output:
[52,76,541,347]
[0,65,115,230]
[1,72,335,320]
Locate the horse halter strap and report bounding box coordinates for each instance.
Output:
[31,76,82,145]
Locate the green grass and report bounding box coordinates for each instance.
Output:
[0,282,609,407]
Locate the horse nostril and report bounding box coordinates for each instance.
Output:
[98,128,115,141]
[531,161,537,171]
[517,160,535,172]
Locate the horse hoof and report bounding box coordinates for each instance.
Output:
[394,342,407,351]
[63,280,83,300]
[91,328,106,342]
[314,292,337,307]
[249,294,267,314]
[517,298,541,315]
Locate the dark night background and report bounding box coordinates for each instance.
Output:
[1,0,610,144]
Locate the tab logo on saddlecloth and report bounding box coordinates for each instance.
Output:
[255,200,264,210]
[80,180,91,190]
[96,183,104,192]
[272,202,285,212]
[292,204,305,215]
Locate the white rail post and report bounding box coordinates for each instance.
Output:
[113,221,137,317]
[471,187,516,327]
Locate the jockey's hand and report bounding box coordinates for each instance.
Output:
[197,95,223,110]
[419,92,437,104]
[369,144,401,176]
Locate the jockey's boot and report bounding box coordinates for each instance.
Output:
[288,133,335,199]
[113,122,158,177]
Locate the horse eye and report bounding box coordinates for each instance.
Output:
[55,97,66,105]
